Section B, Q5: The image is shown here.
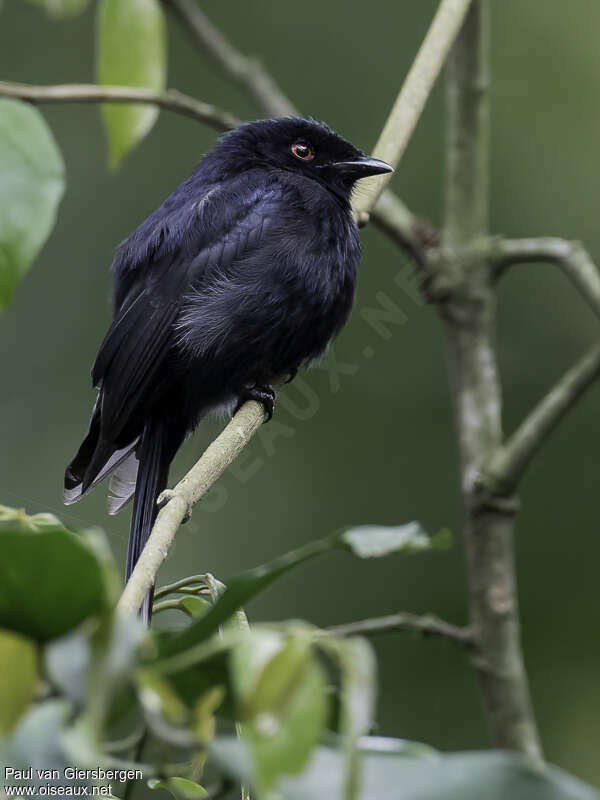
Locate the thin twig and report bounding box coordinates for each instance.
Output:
[328,612,474,649]
[0,81,240,131]
[353,0,474,221]
[162,0,298,117]
[117,401,265,615]
[490,236,600,319]
[1,80,429,265]
[482,342,600,496]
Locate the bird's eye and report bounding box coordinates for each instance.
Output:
[291,142,314,161]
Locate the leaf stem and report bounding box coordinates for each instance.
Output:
[151,599,187,615]
[154,575,210,599]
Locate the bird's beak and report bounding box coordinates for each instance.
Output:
[332,156,394,180]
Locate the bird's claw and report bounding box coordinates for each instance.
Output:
[236,384,276,421]
[157,489,192,523]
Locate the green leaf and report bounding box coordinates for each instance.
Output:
[7,700,98,796]
[148,777,209,799]
[180,596,212,618]
[137,668,190,725]
[0,507,109,641]
[358,735,437,759]
[45,611,144,710]
[96,0,167,167]
[341,523,451,558]
[25,0,90,17]
[193,685,225,739]
[8,701,74,788]
[44,629,91,705]
[318,637,377,800]
[165,523,443,656]
[0,629,38,733]
[210,738,600,800]
[230,629,328,793]
[0,100,65,310]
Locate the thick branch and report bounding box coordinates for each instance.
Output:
[491,237,600,320]
[353,0,474,221]
[0,81,240,131]
[441,1,542,759]
[161,0,297,117]
[328,612,474,649]
[117,401,265,615]
[483,342,600,496]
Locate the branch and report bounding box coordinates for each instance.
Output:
[328,612,474,649]
[369,190,440,263]
[353,0,474,221]
[161,0,297,117]
[0,81,240,131]
[117,401,265,615]
[0,80,239,131]
[0,82,429,265]
[482,342,600,496]
[441,1,542,759]
[490,236,600,320]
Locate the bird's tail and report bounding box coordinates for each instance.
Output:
[127,419,171,624]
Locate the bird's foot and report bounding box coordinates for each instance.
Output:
[157,489,192,523]
[235,384,276,421]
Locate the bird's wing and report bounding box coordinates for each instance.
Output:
[79,178,282,490]
[91,260,188,440]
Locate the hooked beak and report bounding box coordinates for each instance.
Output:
[332,156,394,180]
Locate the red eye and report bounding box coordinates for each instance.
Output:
[291,142,314,161]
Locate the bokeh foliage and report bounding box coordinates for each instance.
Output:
[0,507,595,799]
[1,0,600,794]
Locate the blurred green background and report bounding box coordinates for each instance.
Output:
[1,0,599,787]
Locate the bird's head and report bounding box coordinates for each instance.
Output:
[209,117,393,202]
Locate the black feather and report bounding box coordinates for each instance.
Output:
[65,117,391,621]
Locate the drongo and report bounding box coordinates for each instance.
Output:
[64,117,392,621]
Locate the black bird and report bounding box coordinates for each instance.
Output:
[64,117,392,621]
